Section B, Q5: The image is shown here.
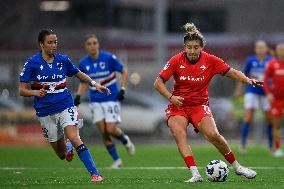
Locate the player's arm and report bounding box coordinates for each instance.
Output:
[19,82,46,97]
[225,68,263,87]
[117,68,128,101]
[263,63,274,102]
[120,68,128,90]
[154,77,184,107]
[75,71,110,94]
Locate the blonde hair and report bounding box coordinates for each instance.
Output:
[183,23,205,47]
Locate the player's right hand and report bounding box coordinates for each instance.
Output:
[170,95,184,107]
[35,88,47,97]
[74,95,81,106]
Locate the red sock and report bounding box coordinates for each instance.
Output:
[224,151,236,164]
[275,139,281,149]
[183,156,196,168]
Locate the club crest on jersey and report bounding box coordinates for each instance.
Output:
[57,63,63,70]
[86,65,90,71]
[200,65,206,71]
[99,62,106,69]
[180,65,185,69]
[164,62,170,70]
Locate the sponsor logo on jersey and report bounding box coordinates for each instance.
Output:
[164,62,170,70]
[40,65,44,70]
[180,75,205,82]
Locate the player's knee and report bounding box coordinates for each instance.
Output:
[170,127,186,139]
[207,132,221,142]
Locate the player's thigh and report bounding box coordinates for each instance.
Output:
[168,115,189,138]
[38,114,64,143]
[197,116,220,139]
[101,101,121,123]
[260,95,270,112]
[90,102,105,124]
[244,93,259,110]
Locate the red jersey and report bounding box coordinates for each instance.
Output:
[264,59,284,99]
[159,51,230,107]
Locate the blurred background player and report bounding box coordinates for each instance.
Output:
[264,43,284,157]
[18,29,109,183]
[74,34,135,168]
[234,40,273,154]
[154,23,259,183]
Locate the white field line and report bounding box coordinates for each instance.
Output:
[1,166,284,170]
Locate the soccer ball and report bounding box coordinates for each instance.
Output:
[205,160,229,182]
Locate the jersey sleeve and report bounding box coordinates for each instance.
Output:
[263,61,274,94]
[111,54,123,72]
[64,55,79,77]
[159,56,177,82]
[209,55,230,75]
[243,58,251,76]
[19,60,33,83]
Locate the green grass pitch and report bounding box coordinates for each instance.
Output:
[1,144,284,189]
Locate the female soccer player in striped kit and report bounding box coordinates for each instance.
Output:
[19,29,109,183]
[154,23,259,182]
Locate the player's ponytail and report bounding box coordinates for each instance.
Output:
[38,29,55,45]
[183,23,205,47]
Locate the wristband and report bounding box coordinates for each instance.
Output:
[169,94,173,101]
[90,80,96,87]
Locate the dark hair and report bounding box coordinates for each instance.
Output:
[38,29,55,44]
[84,34,98,42]
[183,23,205,47]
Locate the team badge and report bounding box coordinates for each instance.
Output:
[164,62,170,70]
[200,65,206,71]
[57,63,63,70]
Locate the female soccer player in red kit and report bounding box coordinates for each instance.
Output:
[154,23,259,182]
[264,43,284,157]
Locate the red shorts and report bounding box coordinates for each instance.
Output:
[270,99,284,118]
[165,105,213,132]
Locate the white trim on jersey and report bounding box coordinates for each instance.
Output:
[89,79,117,90]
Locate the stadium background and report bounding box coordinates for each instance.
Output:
[1,0,284,145]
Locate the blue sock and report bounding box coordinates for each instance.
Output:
[76,144,99,176]
[241,122,250,147]
[106,144,119,161]
[116,134,128,145]
[267,124,273,149]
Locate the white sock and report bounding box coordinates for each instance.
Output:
[190,166,200,176]
[232,160,241,170]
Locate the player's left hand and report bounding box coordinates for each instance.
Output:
[249,79,263,87]
[95,83,111,95]
[117,88,125,101]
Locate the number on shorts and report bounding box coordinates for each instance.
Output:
[202,105,211,114]
[67,108,75,121]
[107,105,119,114]
[42,128,48,138]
